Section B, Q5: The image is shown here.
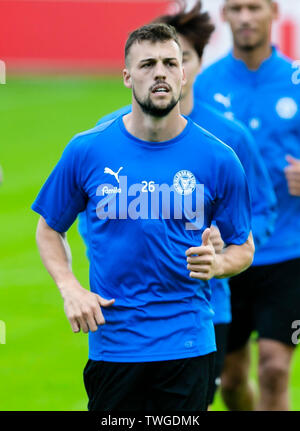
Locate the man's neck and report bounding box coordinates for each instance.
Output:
[233,43,273,71]
[123,102,187,142]
[179,89,194,117]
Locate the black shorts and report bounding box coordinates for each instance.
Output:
[207,323,229,405]
[227,258,300,353]
[83,353,215,412]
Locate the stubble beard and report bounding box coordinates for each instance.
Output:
[234,30,268,52]
[133,86,180,118]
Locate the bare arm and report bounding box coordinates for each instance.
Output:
[186,228,254,281]
[36,216,115,333]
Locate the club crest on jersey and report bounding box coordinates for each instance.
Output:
[173,170,196,196]
[275,97,298,119]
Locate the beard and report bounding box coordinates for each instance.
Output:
[235,40,262,51]
[133,86,180,118]
[234,31,267,52]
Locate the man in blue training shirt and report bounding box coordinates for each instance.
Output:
[32,23,254,411]
[78,0,276,406]
[194,0,300,411]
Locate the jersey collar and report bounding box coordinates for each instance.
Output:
[226,45,279,84]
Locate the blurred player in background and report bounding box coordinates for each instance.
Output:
[32,23,254,411]
[78,0,276,406]
[194,0,300,411]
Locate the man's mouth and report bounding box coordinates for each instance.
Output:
[238,27,255,36]
[151,83,170,94]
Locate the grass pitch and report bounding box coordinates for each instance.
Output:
[0,76,299,410]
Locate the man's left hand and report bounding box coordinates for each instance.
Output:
[186,228,221,281]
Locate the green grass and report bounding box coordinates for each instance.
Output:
[0,76,130,411]
[1,76,300,411]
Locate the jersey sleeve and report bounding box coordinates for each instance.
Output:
[213,147,252,245]
[233,127,277,249]
[95,105,132,126]
[31,136,87,233]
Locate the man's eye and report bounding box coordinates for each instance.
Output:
[141,63,151,68]
[249,6,260,11]
[229,6,241,12]
[168,62,177,67]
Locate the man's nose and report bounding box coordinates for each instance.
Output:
[239,7,253,25]
[153,62,167,80]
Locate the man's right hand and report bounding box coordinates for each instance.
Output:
[284,155,300,196]
[61,283,115,333]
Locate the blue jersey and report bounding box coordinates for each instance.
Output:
[194,47,300,265]
[32,116,251,362]
[79,103,275,325]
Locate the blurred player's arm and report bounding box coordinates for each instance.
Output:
[284,155,300,197]
[36,216,115,334]
[233,125,277,250]
[186,228,254,281]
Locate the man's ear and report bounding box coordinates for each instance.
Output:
[182,66,187,87]
[271,1,279,21]
[197,58,202,75]
[221,5,228,23]
[123,68,132,89]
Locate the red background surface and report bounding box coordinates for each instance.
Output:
[0,0,171,70]
[0,0,296,72]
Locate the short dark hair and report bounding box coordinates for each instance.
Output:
[153,0,215,59]
[125,23,181,65]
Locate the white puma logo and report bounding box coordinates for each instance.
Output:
[214,93,231,109]
[104,166,123,184]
